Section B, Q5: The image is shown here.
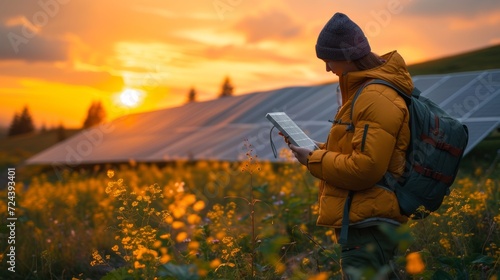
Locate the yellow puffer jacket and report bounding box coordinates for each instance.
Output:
[307,51,413,228]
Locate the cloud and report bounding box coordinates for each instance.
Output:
[203,44,307,64]
[234,10,303,43]
[405,0,500,17]
[0,61,123,92]
[0,20,69,62]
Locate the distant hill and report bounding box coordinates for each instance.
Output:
[0,126,6,138]
[0,129,81,167]
[408,44,500,76]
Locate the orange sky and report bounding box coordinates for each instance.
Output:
[1,0,499,129]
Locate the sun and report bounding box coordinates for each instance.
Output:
[119,88,143,107]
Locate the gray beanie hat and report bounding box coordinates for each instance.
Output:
[315,13,371,61]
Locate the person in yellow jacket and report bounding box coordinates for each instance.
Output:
[288,12,413,279]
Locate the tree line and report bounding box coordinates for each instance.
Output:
[187,76,234,103]
[7,101,105,138]
[7,76,235,137]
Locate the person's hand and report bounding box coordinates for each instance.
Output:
[279,132,322,149]
[289,144,312,166]
[278,132,291,145]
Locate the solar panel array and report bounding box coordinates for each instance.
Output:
[26,69,500,165]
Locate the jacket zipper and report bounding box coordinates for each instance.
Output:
[361,124,369,152]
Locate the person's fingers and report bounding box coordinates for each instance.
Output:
[278,132,291,144]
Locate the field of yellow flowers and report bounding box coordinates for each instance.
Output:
[0,145,499,279]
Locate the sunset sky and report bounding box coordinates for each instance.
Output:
[1,0,499,129]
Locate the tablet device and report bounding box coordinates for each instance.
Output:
[266,112,318,151]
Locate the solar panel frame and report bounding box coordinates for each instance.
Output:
[265,112,318,151]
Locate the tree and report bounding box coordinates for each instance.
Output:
[56,123,66,142]
[187,87,197,103]
[219,76,234,98]
[7,113,20,136]
[82,101,106,129]
[8,106,35,136]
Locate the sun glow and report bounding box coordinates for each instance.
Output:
[119,88,144,108]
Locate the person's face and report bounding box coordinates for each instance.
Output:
[324,60,357,76]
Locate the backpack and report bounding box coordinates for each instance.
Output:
[351,79,469,219]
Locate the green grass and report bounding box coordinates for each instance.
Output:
[408,44,500,76]
[460,130,500,176]
[0,129,79,155]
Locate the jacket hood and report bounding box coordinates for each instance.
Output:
[340,51,414,101]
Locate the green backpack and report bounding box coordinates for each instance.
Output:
[352,79,469,218]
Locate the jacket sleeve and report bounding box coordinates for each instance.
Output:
[307,87,407,191]
[316,142,326,149]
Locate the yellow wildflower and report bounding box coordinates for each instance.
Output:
[439,238,451,251]
[134,261,145,269]
[230,248,240,257]
[210,258,222,269]
[160,233,171,239]
[122,236,131,244]
[182,194,197,206]
[275,262,285,274]
[308,272,330,280]
[172,207,186,219]
[176,232,188,243]
[406,252,425,275]
[193,200,206,212]
[160,254,170,264]
[188,241,200,251]
[187,214,201,225]
[165,215,174,224]
[172,221,185,229]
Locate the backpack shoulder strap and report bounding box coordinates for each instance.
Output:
[350,79,418,190]
[349,78,420,128]
[368,79,417,103]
